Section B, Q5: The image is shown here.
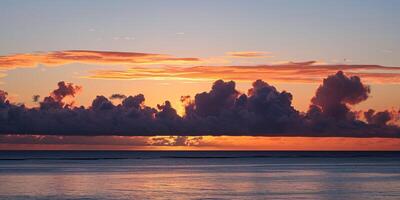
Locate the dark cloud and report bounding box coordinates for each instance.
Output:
[39,81,82,109]
[180,79,303,135]
[109,94,127,100]
[52,81,82,101]
[0,90,8,104]
[301,72,400,137]
[122,94,145,109]
[189,80,239,117]
[32,95,40,103]
[0,71,399,138]
[91,95,114,110]
[310,71,370,120]
[245,80,300,133]
[0,135,148,146]
[0,135,202,146]
[364,109,392,126]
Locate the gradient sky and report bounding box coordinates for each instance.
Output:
[1,0,400,150]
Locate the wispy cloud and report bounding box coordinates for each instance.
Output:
[113,36,135,41]
[226,51,271,58]
[87,61,400,83]
[0,50,200,70]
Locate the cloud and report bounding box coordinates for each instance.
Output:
[0,135,148,146]
[3,50,400,84]
[40,81,82,109]
[109,94,127,100]
[364,109,392,126]
[310,71,370,120]
[226,51,271,58]
[32,95,40,103]
[0,50,200,70]
[113,36,135,41]
[0,90,7,103]
[187,80,239,117]
[0,135,203,147]
[148,136,203,146]
[88,61,400,83]
[183,78,302,135]
[0,71,399,137]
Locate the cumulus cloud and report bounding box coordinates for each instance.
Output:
[310,71,370,120]
[0,71,399,137]
[39,81,82,109]
[88,62,400,83]
[364,109,392,126]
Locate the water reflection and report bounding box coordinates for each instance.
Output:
[1,152,400,200]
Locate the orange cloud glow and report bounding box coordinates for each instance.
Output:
[0,50,200,70]
[226,51,271,58]
[88,61,400,83]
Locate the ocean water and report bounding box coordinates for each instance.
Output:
[0,151,399,200]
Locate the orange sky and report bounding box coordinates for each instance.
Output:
[1,50,400,150]
[1,1,400,150]
[2,136,400,151]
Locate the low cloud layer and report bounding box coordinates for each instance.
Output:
[89,61,400,83]
[0,135,201,147]
[0,71,399,137]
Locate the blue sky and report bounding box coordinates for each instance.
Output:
[1,0,399,65]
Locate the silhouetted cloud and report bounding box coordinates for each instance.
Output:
[32,95,40,103]
[109,94,127,100]
[0,135,148,146]
[40,81,82,109]
[0,71,399,137]
[89,62,400,83]
[310,71,370,120]
[0,90,7,104]
[364,109,392,126]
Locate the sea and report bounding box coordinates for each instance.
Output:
[0,151,399,200]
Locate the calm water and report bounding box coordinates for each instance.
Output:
[0,151,399,200]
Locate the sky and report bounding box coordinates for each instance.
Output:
[1,0,400,150]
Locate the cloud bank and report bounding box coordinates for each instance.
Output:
[2,50,400,84]
[0,135,202,147]
[89,61,400,83]
[0,71,399,137]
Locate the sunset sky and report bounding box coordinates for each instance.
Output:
[1,0,400,150]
